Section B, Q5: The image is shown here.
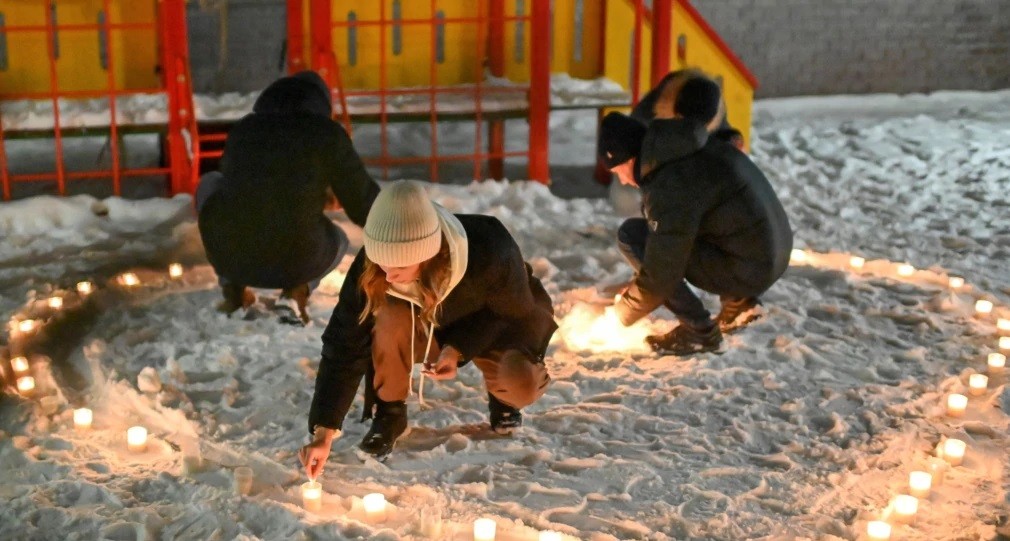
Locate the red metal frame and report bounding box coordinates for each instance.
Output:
[0,0,196,200]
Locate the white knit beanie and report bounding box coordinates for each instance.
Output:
[363,180,442,267]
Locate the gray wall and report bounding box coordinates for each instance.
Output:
[690,0,1010,98]
[186,0,1010,97]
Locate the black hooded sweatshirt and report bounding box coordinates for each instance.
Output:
[620,118,793,323]
[198,71,380,288]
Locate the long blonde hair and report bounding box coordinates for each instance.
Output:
[359,238,451,323]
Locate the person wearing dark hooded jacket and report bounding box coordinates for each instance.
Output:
[602,77,793,354]
[631,68,744,150]
[299,180,556,471]
[197,70,380,324]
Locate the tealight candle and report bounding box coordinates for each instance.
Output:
[16,376,36,395]
[76,281,94,295]
[127,426,147,453]
[948,276,965,289]
[1000,336,1010,351]
[473,518,497,541]
[909,470,931,498]
[169,263,184,278]
[998,318,1010,332]
[301,481,322,511]
[989,352,1006,373]
[927,457,949,486]
[790,249,807,263]
[897,264,915,276]
[233,466,253,496]
[976,299,994,315]
[74,408,93,431]
[969,373,989,396]
[893,495,918,524]
[849,256,865,269]
[120,273,140,287]
[48,296,63,309]
[946,393,967,417]
[363,492,386,522]
[540,531,563,541]
[11,356,30,374]
[866,520,891,540]
[943,438,966,466]
[17,319,37,333]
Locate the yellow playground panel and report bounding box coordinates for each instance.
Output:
[0,0,159,95]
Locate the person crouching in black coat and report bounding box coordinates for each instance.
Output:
[602,77,793,355]
[196,70,380,324]
[300,180,556,471]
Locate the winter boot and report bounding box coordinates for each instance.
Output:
[217,284,255,314]
[488,392,523,435]
[279,283,311,324]
[646,322,723,355]
[359,399,408,458]
[716,296,762,333]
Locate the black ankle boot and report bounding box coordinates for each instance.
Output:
[488,392,522,435]
[360,399,408,458]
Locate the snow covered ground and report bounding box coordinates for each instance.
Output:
[1,89,1009,541]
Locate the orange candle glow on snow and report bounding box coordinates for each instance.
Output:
[16,376,35,395]
[975,299,994,315]
[909,470,931,498]
[127,426,147,452]
[301,481,322,511]
[74,408,93,431]
[943,438,966,466]
[969,373,989,396]
[11,356,29,374]
[989,353,1006,373]
[946,394,968,417]
[866,521,891,541]
[168,263,184,278]
[76,281,94,296]
[48,296,63,309]
[948,276,965,289]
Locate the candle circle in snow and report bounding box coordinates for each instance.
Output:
[76,281,94,296]
[789,249,807,263]
[127,426,147,453]
[943,438,966,466]
[969,373,989,396]
[119,273,140,287]
[988,352,1007,373]
[893,495,918,524]
[539,531,563,541]
[897,263,915,276]
[233,466,253,496]
[999,336,1010,351]
[975,299,993,315]
[908,470,931,498]
[17,319,37,333]
[473,518,497,541]
[301,480,322,511]
[866,520,891,540]
[16,376,36,395]
[948,276,965,289]
[363,492,386,522]
[169,263,184,278]
[74,408,93,431]
[849,256,865,269]
[998,318,1010,332]
[946,393,967,417]
[48,296,63,310]
[11,356,30,374]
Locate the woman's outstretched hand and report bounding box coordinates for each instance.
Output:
[299,427,340,479]
[423,345,461,380]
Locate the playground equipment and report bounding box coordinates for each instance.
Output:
[0,0,756,199]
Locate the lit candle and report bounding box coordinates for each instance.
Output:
[120,273,140,287]
[969,373,989,396]
[16,376,36,395]
[540,531,563,541]
[998,318,1010,332]
[927,457,949,486]
[848,256,865,269]
[989,352,1007,373]
[363,492,387,522]
[74,408,93,431]
[48,296,63,310]
[946,393,967,417]
[301,481,322,511]
[790,249,807,263]
[976,299,994,315]
[127,426,147,453]
[909,470,931,498]
[17,319,37,333]
[948,276,965,289]
[473,518,497,541]
[892,495,918,524]
[11,356,30,374]
[169,263,184,279]
[76,281,94,296]
[1000,336,1010,351]
[943,438,966,466]
[233,466,253,496]
[866,520,891,540]
[897,264,915,277]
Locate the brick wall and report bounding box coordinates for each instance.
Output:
[689,0,1010,98]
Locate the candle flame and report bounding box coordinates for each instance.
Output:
[119,273,140,287]
[790,249,807,263]
[949,276,965,289]
[559,304,651,353]
[169,264,184,278]
[849,256,865,269]
[48,297,63,309]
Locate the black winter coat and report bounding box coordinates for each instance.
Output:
[621,118,793,323]
[198,72,380,288]
[308,214,557,433]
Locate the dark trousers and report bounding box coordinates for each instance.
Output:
[617,217,713,327]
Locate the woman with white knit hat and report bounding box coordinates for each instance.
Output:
[300,180,556,469]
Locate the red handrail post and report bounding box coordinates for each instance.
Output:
[651,0,672,88]
[287,0,305,73]
[159,0,195,195]
[487,0,506,180]
[528,0,550,184]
